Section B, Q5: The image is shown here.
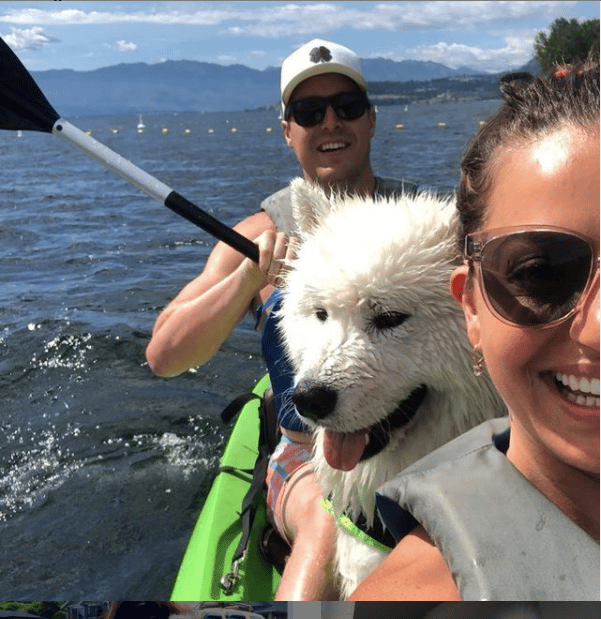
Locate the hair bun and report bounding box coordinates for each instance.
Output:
[498,72,535,102]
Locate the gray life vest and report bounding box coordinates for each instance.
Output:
[260,176,418,235]
[376,418,600,601]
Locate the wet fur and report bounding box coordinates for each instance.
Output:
[278,179,506,598]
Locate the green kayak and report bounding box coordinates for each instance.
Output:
[172,374,281,600]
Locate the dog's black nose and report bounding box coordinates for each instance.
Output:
[293,382,338,422]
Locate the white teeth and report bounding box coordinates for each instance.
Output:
[320,142,346,152]
[555,372,601,406]
[569,393,600,407]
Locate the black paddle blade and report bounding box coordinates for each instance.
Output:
[0,37,60,132]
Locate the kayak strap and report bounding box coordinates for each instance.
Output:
[220,385,278,595]
[218,465,253,477]
[221,392,260,424]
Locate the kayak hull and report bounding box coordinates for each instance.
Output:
[172,374,280,600]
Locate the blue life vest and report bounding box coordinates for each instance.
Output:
[255,288,308,431]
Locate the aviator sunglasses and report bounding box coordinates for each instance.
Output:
[284,91,370,127]
[465,226,599,328]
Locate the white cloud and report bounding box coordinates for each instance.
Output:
[404,29,539,71]
[217,54,239,64]
[115,40,137,52]
[3,26,59,50]
[0,6,234,26]
[0,2,577,33]
[370,1,576,30]
[225,1,576,37]
[0,1,582,71]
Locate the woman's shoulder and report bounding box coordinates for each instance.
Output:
[349,525,461,601]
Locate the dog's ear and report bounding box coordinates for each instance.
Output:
[290,178,331,236]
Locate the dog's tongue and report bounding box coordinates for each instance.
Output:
[323,428,369,471]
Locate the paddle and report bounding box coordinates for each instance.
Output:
[0,37,259,263]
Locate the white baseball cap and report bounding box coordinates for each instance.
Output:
[281,39,367,107]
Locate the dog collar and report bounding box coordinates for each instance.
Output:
[360,384,428,461]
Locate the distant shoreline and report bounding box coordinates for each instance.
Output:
[32,57,526,118]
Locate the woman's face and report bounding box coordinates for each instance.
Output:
[451,126,600,476]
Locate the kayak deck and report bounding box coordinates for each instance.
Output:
[172,374,280,600]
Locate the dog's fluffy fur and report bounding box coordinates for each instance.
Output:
[279,179,506,598]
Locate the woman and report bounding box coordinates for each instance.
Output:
[350,63,599,600]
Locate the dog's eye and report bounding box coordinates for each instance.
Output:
[315,308,328,322]
[371,311,409,331]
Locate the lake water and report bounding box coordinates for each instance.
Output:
[0,98,502,598]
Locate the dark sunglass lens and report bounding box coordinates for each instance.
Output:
[288,92,367,127]
[481,232,592,325]
[333,93,368,120]
[291,99,325,127]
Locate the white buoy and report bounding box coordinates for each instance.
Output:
[184,128,192,135]
[265,127,274,133]
[137,115,145,133]
[437,122,447,128]
[161,127,169,134]
[111,128,120,134]
[394,123,405,130]
[230,127,238,133]
[208,128,215,134]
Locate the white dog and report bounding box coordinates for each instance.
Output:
[279,179,506,598]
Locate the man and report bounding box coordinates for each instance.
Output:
[146,39,416,600]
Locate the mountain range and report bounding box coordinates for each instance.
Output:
[30,57,535,117]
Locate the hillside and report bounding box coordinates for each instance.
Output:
[30,56,536,117]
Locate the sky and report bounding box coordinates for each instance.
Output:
[0,1,598,74]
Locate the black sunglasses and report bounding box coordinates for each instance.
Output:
[465,226,599,327]
[284,91,370,127]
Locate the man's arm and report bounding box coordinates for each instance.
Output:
[146,210,286,377]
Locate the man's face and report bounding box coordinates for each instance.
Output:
[282,73,376,193]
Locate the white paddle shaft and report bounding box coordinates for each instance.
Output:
[53,119,172,203]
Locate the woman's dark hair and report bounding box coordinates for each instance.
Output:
[456,62,600,252]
